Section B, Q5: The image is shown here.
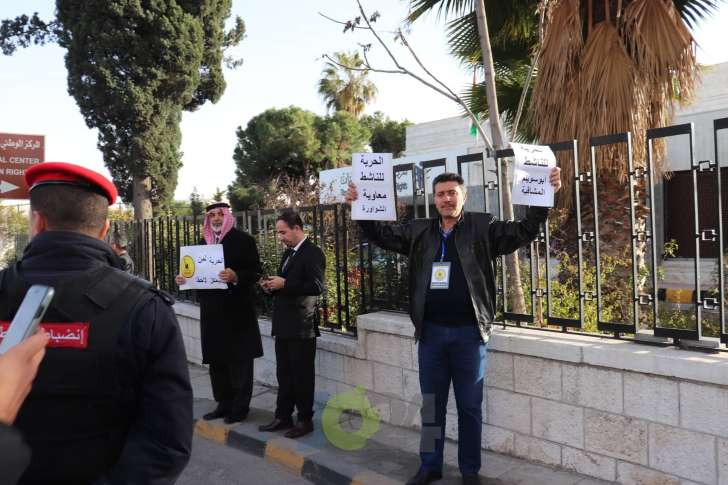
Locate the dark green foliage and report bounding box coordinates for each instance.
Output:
[316,110,371,169]
[230,107,373,210]
[212,187,225,202]
[360,111,412,158]
[189,187,206,218]
[406,0,725,125]
[1,1,245,211]
[673,0,724,28]
[407,0,538,121]
[228,183,266,211]
[0,12,58,55]
[233,106,322,187]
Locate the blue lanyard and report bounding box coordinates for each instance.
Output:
[438,227,453,262]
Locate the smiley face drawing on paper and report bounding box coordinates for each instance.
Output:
[181,255,195,278]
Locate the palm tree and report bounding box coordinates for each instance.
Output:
[408,1,542,135]
[408,0,721,139]
[407,0,723,325]
[408,0,721,177]
[318,51,378,118]
[528,0,721,328]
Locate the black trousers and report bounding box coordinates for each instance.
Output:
[209,359,254,414]
[274,338,316,422]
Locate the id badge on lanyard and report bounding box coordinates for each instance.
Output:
[430,228,452,289]
[430,262,451,289]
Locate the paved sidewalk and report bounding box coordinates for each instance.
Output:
[189,364,613,485]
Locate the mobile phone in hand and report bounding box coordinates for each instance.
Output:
[0,285,55,355]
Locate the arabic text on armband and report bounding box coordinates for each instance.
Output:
[49,329,83,341]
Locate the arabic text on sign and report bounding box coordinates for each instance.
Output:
[0,139,42,151]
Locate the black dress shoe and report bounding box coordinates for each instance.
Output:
[406,469,443,485]
[284,420,313,439]
[461,474,481,485]
[258,418,294,432]
[223,411,248,424]
[202,406,229,421]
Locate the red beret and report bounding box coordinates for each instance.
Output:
[25,162,118,205]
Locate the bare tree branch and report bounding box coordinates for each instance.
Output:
[318,11,399,34]
[323,52,459,103]
[392,29,495,153]
[323,0,496,152]
[322,54,401,75]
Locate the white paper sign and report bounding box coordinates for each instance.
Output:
[319,166,352,203]
[351,153,396,221]
[179,244,227,290]
[511,143,556,207]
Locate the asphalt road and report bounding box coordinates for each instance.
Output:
[176,434,310,485]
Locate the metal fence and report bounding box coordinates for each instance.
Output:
[115,117,728,349]
[0,203,31,265]
[113,204,410,336]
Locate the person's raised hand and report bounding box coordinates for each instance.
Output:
[550,167,562,193]
[344,182,359,205]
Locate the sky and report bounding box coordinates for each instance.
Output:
[1,1,727,204]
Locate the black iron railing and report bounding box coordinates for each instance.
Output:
[112,117,728,348]
[112,203,413,335]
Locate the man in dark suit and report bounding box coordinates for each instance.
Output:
[176,202,263,424]
[258,209,325,439]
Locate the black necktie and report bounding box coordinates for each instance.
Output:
[281,248,295,272]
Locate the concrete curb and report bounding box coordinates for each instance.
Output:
[193,416,400,485]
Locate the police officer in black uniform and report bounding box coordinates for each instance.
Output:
[0,162,193,485]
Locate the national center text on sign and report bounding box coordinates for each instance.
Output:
[0,156,42,164]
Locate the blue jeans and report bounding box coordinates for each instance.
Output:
[418,321,487,475]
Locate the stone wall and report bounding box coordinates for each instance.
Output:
[174,302,728,484]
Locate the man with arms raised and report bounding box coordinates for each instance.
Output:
[346,168,561,485]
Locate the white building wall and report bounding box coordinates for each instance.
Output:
[403,63,728,173]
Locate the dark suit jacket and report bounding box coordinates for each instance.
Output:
[197,228,264,363]
[271,237,325,339]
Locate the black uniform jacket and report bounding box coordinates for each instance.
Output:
[270,238,325,339]
[359,207,548,342]
[0,423,30,485]
[5,231,192,485]
[196,228,263,363]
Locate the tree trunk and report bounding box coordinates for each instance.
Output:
[475,0,527,314]
[551,172,649,330]
[132,175,153,220]
[132,175,154,280]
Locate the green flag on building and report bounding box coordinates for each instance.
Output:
[469,114,480,137]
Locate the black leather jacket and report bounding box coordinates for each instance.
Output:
[359,207,548,341]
